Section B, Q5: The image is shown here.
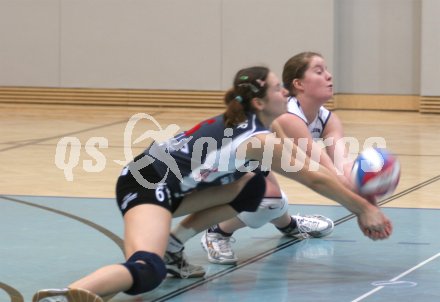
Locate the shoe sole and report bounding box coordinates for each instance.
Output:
[200,233,238,265]
[166,266,205,278]
[32,288,103,302]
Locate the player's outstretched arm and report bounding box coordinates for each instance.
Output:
[243,133,392,240]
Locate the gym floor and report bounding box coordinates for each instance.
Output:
[1,105,439,301]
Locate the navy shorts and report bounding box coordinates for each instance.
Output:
[115,163,182,216]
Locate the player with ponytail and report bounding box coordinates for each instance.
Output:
[199,52,388,265]
[33,66,392,302]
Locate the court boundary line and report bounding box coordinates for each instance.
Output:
[0,281,24,302]
[152,174,440,301]
[151,236,304,302]
[0,195,124,251]
[335,174,440,225]
[2,176,439,301]
[351,252,440,302]
[0,108,172,153]
[0,119,129,153]
[3,193,440,211]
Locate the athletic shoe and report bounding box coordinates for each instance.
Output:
[32,288,103,302]
[164,249,205,278]
[282,214,334,238]
[200,230,238,265]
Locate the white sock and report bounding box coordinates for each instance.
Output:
[167,223,198,253]
[167,234,184,253]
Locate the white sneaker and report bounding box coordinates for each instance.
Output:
[286,214,334,238]
[32,288,103,302]
[201,230,238,265]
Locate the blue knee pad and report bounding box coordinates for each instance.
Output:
[229,172,266,213]
[122,251,167,295]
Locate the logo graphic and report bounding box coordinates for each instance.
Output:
[116,113,187,189]
[54,112,389,190]
[114,113,181,167]
[120,192,138,210]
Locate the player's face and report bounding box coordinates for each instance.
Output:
[263,72,288,118]
[300,56,333,103]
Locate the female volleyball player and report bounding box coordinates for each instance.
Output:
[200,52,362,265]
[33,66,391,302]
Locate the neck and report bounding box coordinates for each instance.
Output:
[256,112,274,129]
[295,95,324,123]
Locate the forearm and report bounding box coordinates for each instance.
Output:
[306,167,372,215]
[277,151,372,215]
[318,151,354,190]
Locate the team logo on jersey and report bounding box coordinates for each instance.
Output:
[237,120,249,129]
[194,167,219,181]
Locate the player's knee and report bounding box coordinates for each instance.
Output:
[229,172,266,213]
[122,251,167,295]
[238,191,289,228]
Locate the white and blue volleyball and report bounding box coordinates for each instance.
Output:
[351,147,401,201]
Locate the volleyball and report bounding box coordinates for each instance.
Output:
[351,147,401,202]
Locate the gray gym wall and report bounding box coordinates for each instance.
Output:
[0,0,438,97]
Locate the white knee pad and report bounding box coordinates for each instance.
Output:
[237,191,289,228]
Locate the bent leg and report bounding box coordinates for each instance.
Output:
[69,204,171,297]
[173,172,266,243]
[172,172,256,217]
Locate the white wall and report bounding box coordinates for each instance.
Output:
[334,0,421,95]
[420,0,440,96]
[0,0,436,97]
[221,0,334,90]
[0,0,333,90]
[0,0,60,86]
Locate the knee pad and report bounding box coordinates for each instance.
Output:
[122,251,167,295]
[238,191,289,228]
[229,172,266,213]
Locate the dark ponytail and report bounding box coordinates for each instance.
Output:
[224,66,270,127]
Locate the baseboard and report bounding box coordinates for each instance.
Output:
[333,94,419,111]
[419,96,440,114]
[0,87,433,113]
[0,87,225,109]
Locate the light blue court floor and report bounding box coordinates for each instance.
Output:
[1,195,440,302]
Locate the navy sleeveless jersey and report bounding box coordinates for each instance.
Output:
[145,113,270,198]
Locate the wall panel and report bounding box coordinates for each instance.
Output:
[334,0,421,95]
[0,0,59,86]
[221,0,334,90]
[60,0,222,90]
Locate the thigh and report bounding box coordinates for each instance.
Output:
[264,172,282,197]
[173,172,255,217]
[123,204,172,259]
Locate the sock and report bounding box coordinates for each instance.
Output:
[208,224,233,237]
[276,216,298,234]
[167,233,184,253]
[171,223,198,244]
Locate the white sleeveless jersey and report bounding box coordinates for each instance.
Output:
[286,96,331,140]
